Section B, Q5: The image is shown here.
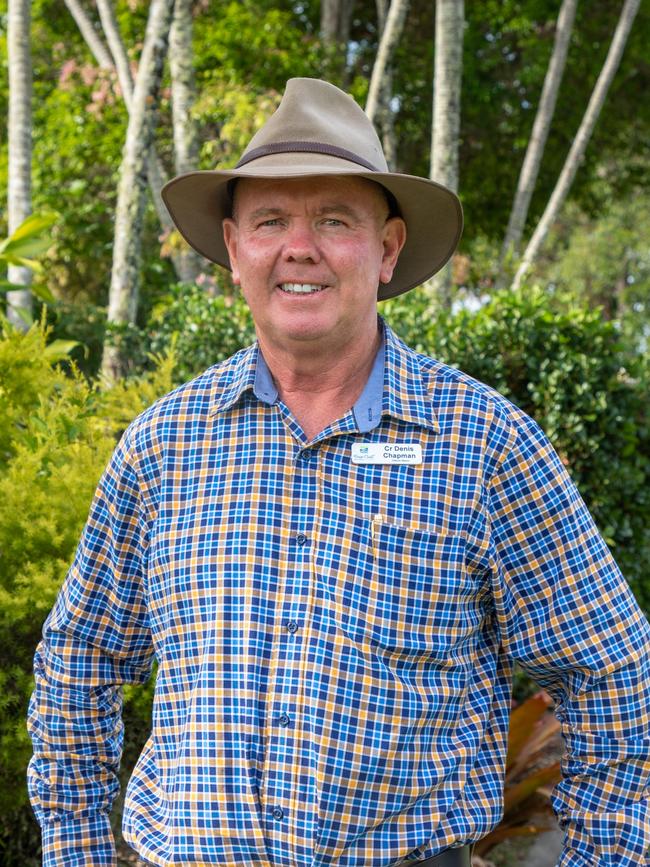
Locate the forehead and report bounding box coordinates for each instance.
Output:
[232,175,387,215]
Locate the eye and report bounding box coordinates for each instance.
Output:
[322,217,345,227]
[258,218,282,227]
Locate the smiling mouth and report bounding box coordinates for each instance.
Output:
[279,283,327,295]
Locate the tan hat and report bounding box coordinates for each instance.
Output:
[161,78,463,300]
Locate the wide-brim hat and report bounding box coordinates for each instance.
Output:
[162,78,463,300]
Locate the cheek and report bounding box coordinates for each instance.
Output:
[237,244,277,282]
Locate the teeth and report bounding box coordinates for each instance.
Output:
[280,283,325,294]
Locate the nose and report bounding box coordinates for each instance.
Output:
[282,222,321,263]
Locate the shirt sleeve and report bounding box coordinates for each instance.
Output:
[27,429,155,867]
[486,411,650,866]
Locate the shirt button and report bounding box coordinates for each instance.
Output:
[272,807,284,820]
[300,450,312,462]
[296,533,308,546]
[286,620,298,633]
[278,713,290,726]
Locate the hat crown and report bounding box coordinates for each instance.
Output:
[242,78,389,172]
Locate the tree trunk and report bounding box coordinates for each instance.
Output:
[63,0,114,69]
[500,0,578,275]
[365,0,410,126]
[92,0,184,279]
[6,0,33,330]
[513,0,641,290]
[320,0,354,78]
[380,67,398,170]
[321,0,355,44]
[101,0,175,381]
[95,0,135,110]
[169,0,203,282]
[429,0,465,307]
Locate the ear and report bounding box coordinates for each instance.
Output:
[379,217,407,285]
[222,218,240,284]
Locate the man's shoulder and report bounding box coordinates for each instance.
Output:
[391,332,547,475]
[121,344,256,452]
[393,332,527,427]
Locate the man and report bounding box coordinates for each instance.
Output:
[28,78,649,867]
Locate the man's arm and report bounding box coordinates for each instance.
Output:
[486,411,650,866]
[27,430,155,866]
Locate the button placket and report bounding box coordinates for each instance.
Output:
[262,440,319,857]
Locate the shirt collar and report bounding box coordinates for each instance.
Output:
[251,344,385,434]
[208,343,259,416]
[381,320,439,432]
[209,319,439,434]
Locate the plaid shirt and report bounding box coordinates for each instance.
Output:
[28,322,650,866]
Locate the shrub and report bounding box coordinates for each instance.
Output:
[135,283,650,608]
[4,284,648,860]
[389,287,650,608]
[0,321,173,863]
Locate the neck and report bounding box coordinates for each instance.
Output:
[258,324,382,439]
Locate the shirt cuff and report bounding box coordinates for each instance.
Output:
[41,811,116,867]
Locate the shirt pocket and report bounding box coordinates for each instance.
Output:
[340,515,484,661]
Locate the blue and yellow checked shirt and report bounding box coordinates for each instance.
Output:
[28,323,650,866]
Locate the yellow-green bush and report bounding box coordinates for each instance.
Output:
[0,322,173,862]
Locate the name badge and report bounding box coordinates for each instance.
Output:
[351,443,422,465]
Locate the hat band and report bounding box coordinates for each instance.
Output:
[236,141,381,172]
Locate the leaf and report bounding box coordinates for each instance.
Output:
[474,821,556,856]
[0,238,52,262]
[1,213,57,244]
[30,283,57,304]
[43,340,81,362]
[0,213,57,261]
[503,761,562,817]
[506,692,554,769]
[0,280,28,294]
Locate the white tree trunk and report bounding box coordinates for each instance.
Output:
[513,0,641,290]
[365,0,410,125]
[6,0,32,330]
[169,0,202,282]
[91,0,185,279]
[96,0,135,111]
[370,0,398,170]
[500,0,578,269]
[429,0,464,306]
[101,0,175,381]
[63,0,114,69]
[380,67,398,170]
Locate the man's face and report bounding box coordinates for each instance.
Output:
[222,175,406,356]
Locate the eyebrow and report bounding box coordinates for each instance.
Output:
[245,203,368,224]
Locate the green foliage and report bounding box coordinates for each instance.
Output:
[542,195,650,345]
[2,0,648,313]
[138,282,255,384]
[0,214,57,273]
[192,1,325,169]
[0,320,173,860]
[2,289,648,858]
[126,284,650,610]
[385,286,650,608]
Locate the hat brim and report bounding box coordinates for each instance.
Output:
[161,153,463,300]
